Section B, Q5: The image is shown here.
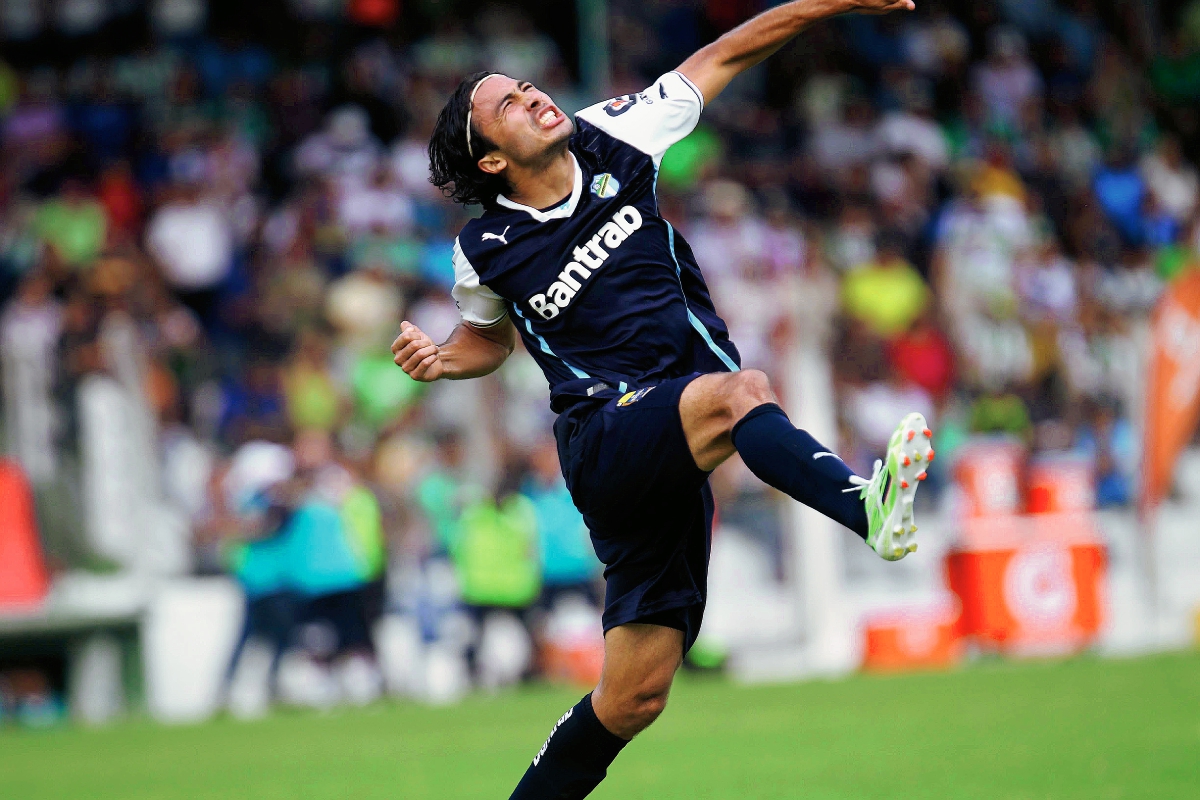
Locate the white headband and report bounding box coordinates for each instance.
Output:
[466,73,502,159]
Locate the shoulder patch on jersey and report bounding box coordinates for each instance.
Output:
[590,173,620,199]
[604,95,638,116]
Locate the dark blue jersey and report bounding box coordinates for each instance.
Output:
[451,72,740,412]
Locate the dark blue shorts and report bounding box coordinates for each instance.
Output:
[553,374,712,652]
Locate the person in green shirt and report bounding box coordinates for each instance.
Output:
[283,330,343,432]
[341,483,386,583]
[841,231,931,339]
[1154,223,1199,282]
[415,429,470,555]
[453,488,540,610]
[350,345,427,429]
[969,387,1032,437]
[452,470,542,685]
[34,182,108,269]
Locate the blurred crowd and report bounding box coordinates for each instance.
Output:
[3,0,1200,703]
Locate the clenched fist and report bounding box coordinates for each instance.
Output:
[391,321,446,381]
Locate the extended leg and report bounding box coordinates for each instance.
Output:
[508,623,683,799]
[679,370,870,538]
[679,370,931,559]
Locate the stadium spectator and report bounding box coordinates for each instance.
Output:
[523,438,600,609]
[1140,136,1198,224]
[416,429,470,557]
[144,181,233,322]
[973,27,1043,127]
[841,230,930,338]
[33,180,107,271]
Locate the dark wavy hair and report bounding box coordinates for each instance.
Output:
[428,71,511,208]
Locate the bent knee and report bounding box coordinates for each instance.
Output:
[733,369,773,401]
[598,676,674,737]
[622,687,671,732]
[724,369,776,420]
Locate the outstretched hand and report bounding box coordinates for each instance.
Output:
[391,321,446,382]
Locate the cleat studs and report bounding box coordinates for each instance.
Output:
[907,543,918,553]
[922,428,932,438]
[906,430,915,442]
[914,452,923,462]
[927,450,935,462]
[902,456,911,467]
[900,480,909,489]
[893,524,903,534]
[892,547,904,559]
[917,472,927,481]
[910,525,918,534]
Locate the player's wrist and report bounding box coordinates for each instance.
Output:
[823,0,864,16]
[433,350,453,381]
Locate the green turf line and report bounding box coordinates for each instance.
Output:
[3,651,1198,799]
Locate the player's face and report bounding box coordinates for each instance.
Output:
[471,75,572,167]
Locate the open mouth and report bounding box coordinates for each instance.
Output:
[536,106,565,130]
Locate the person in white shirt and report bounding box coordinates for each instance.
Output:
[145,183,233,322]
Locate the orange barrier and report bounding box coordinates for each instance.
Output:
[862,597,963,672]
[1026,455,1094,514]
[946,513,1104,653]
[539,639,604,686]
[0,460,50,609]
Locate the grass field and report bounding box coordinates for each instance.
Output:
[3,651,1199,799]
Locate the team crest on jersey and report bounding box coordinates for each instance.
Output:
[617,387,655,407]
[590,173,620,199]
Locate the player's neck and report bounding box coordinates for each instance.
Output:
[503,148,575,211]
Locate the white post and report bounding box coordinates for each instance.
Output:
[784,278,856,676]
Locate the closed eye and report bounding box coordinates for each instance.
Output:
[501,82,537,113]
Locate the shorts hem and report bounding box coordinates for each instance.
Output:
[602,595,706,653]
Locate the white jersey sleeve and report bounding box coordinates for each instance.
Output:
[450,238,508,327]
[575,71,704,166]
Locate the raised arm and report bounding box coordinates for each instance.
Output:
[391,317,516,381]
[677,0,914,105]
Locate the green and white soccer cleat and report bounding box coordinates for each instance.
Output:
[845,412,934,561]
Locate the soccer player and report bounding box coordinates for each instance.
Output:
[393,0,927,796]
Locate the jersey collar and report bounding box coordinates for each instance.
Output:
[495,153,583,223]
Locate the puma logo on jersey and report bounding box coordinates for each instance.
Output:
[527,205,643,320]
[481,226,511,245]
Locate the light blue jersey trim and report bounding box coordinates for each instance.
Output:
[665,221,740,373]
[511,305,591,380]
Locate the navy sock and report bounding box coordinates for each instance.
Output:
[508,693,628,799]
[730,403,869,539]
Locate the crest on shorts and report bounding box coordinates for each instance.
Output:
[617,387,654,407]
[590,173,620,199]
